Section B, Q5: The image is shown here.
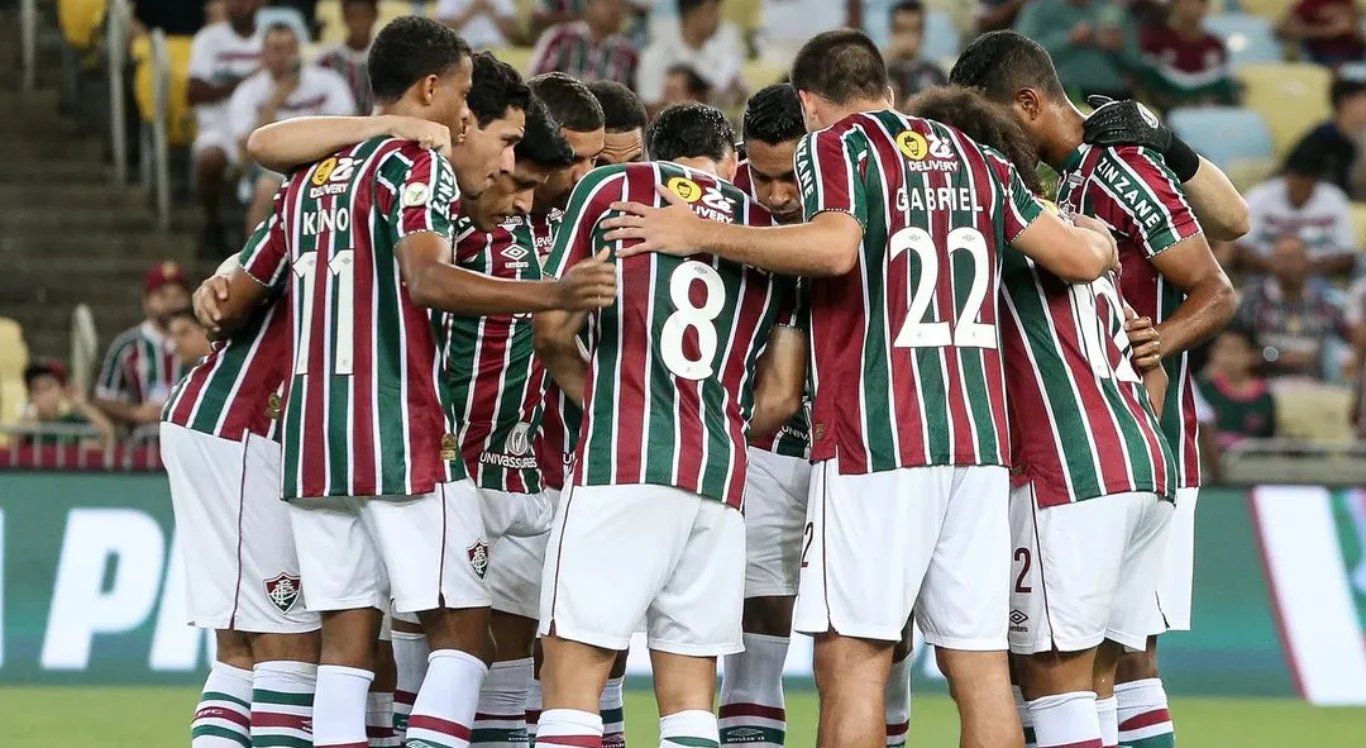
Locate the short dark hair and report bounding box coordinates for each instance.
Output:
[743,83,804,146]
[23,358,67,389]
[678,0,718,17]
[791,29,888,105]
[891,0,924,19]
[166,306,201,326]
[1285,139,1326,178]
[587,80,648,133]
[528,73,605,133]
[1219,321,1259,350]
[468,51,531,128]
[647,102,735,163]
[369,16,472,103]
[516,97,577,169]
[342,0,378,8]
[949,30,1066,104]
[906,85,1044,195]
[667,64,712,100]
[1331,77,1366,111]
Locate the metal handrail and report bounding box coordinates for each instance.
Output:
[0,423,162,472]
[107,0,130,185]
[150,28,172,230]
[20,0,36,91]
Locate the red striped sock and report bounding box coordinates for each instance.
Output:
[1026,692,1102,748]
[403,650,486,748]
[367,692,400,748]
[537,708,604,748]
[251,660,316,748]
[1115,679,1175,748]
[193,662,254,748]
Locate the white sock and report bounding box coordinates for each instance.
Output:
[392,631,430,739]
[1114,678,1175,748]
[1015,686,1036,748]
[473,658,533,748]
[1096,697,1118,748]
[404,649,488,748]
[368,692,399,747]
[314,664,374,748]
[660,710,719,748]
[719,633,788,748]
[1027,692,1102,748]
[885,652,912,748]
[526,677,543,742]
[538,708,603,748]
[251,660,316,748]
[193,661,254,747]
[600,676,627,748]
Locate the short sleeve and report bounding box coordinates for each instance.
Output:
[380,148,459,245]
[1090,146,1203,259]
[795,129,868,230]
[188,29,217,80]
[544,167,626,278]
[227,77,258,140]
[528,27,562,76]
[1330,192,1357,252]
[635,45,669,105]
[94,339,131,401]
[238,188,292,292]
[991,155,1045,243]
[320,70,358,116]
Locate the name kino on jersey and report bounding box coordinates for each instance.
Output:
[303,207,351,235]
[897,186,984,214]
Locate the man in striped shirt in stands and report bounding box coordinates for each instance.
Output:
[530,0,639,88]
[94,261,191,428]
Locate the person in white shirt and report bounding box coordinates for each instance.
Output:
[637,0,745,111]
[317,0,379,115]
[1234,143,1359,278]
[436,0,520,49]
[230,23,357,234]
[188,0,264,254]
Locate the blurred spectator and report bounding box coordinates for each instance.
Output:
[1014,0,1143,100]
[189,0,265,255]
[1289,77,1366,199]
[318,0,379,114]
[231,23,357,234]
[1277,0,1365,67]
[638,0,745,111]
[1236,235,1352,379]
[530,0,640,88]
[662,64,713,106]
[757,0,846,69]
[94,262,192,427]
[166,309,214,368]
[1233,143,1358,276]
[22,359,115,446]
[437,0,520,49]
[977,0,1026,33]
[886,1,948,105]
[535,0,587,29]
[1140,0,1238,110]
[1200,325,1278,447]
[132,0,206,36]
[1347,276,1366,437]
[588,80,649,163]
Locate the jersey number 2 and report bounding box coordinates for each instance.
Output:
[293,250,356,376]
[889,226,996,349]
[661,260,725,380]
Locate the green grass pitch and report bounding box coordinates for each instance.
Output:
[3,688,1366,746]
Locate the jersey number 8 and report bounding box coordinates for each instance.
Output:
[661,260,726,381]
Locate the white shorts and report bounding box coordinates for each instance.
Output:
[480,486,555,543]
[193,128,240,167]
[1008,486,1174,654]
[793,460,1010,649]
[488,531,552,619]
[743,449,811,598]
[288,479,492,615]
[161,423,319,634]
[1156,486,1199,632]
[539,482,745,656]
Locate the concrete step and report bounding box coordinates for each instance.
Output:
[0,137,104,163]
[0,159,116,185]
[0,182,149,210]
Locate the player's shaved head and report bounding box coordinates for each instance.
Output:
[949,31,1066,105]
[743,84,805,146]
[528,72,605,133]
[906,85,1045,195]
[368,16,472,103]
[647,102,735,164]
[791,29,889,106]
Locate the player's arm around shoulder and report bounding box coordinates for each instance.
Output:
[751,324,807,437]
[245,115,453,174]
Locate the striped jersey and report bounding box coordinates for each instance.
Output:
[239,137,466,499]
[544,162,799,508]
[794,109,1045,474]
[96,321,183,406]
[446,215,547,493]
[733,159,811,460]
[529,21,639,88]
[1057,144,1204,488]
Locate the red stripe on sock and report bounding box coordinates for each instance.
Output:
[526,709,542,724]
[1039,740,1103,748]
[1118,709,1172,732]
[886,721,909,737]
[536,735,604,748]
[718,703,786,721]
[367,726,397,738]
[251,713,311,729]
[315,742,369,748]
[475,712,529,722]
[408,714,472,740]
[394,691,417,706]
[196,706,250,728]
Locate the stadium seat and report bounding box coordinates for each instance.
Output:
[923,0,976,34]
[318,0,432,46]
[57,0,107,53]
[921,10,960,63]
[257,6,311,43]
[743,59,787,90]
[1232,0,1295,21]
[490,46,534,76]
[1237,62,1333,156]
[1274,383,1354,442]
[0,318,30,428]
[131,34,197,148]
[1351,204,1366,250]
[1204,13,1283,66]
[1167,106,1274,172]
[723,0,762,37]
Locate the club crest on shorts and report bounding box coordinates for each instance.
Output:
[467,540,490,579]
[264,573,302,614]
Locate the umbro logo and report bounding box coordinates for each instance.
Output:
[502,245,529,261]
[1009,610,1028,626]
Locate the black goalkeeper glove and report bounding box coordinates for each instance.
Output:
[1082,95,1201,182]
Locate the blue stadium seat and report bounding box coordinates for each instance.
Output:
[257,6,312,43]
[921,10,961,62]
[1166,106,1274,171]
[1204,13,1282,66]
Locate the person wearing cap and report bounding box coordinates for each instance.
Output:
[93,261,194,426]
[23,358,115,446]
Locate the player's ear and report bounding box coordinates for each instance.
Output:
[796,89,821,131]
[1014,87,1043,123]
[719,149,739,183]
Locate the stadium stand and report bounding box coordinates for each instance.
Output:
[0,318,30,429]
[1204,12,1283,67]
[921,9,960,63]
[316,0,432,45]
[1238,62,1334,156]
[1167,106,1276,173]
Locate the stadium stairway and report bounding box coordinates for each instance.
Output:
[0,11,199,362]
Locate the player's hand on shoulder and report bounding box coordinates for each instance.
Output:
[193,275,232,334]
[1082,95,1172,153]
[1072,214,1119,269]
[383,115,453,159]
[553,249,618,311]
[602,184,703,259]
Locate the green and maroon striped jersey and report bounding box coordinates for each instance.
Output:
[544,162,799,508]
[522,209,582,492]
[239,137,466,499]
[96,321,183,406]
[795,109,1044,474]
[1057,144,1204,488]
[445,214,547,493]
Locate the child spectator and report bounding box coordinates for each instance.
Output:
[885,1,947,105]
[23,359,115,445]
[318,0,379,114]
[166,309,214,368]
[1140,0,1237,110]
[1200,326,1278,447]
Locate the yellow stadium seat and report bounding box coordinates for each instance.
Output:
[923,0,975,34]
[723,0,762,36]
[131,34,197,148]
[1352,204,1366,250]
[319,0,433,45]
[0,318,30,427]
[490,47,535,76]
[1237,62,1333,156]
[1274,383,1355,442]
[58,0,108,52]
[1227,156,1277,193]
[743,60,787,89]
[1237,0,1294,21]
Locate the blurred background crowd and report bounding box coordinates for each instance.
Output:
[6,0,1366,485]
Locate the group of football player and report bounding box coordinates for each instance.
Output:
[161,13,1247,748]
